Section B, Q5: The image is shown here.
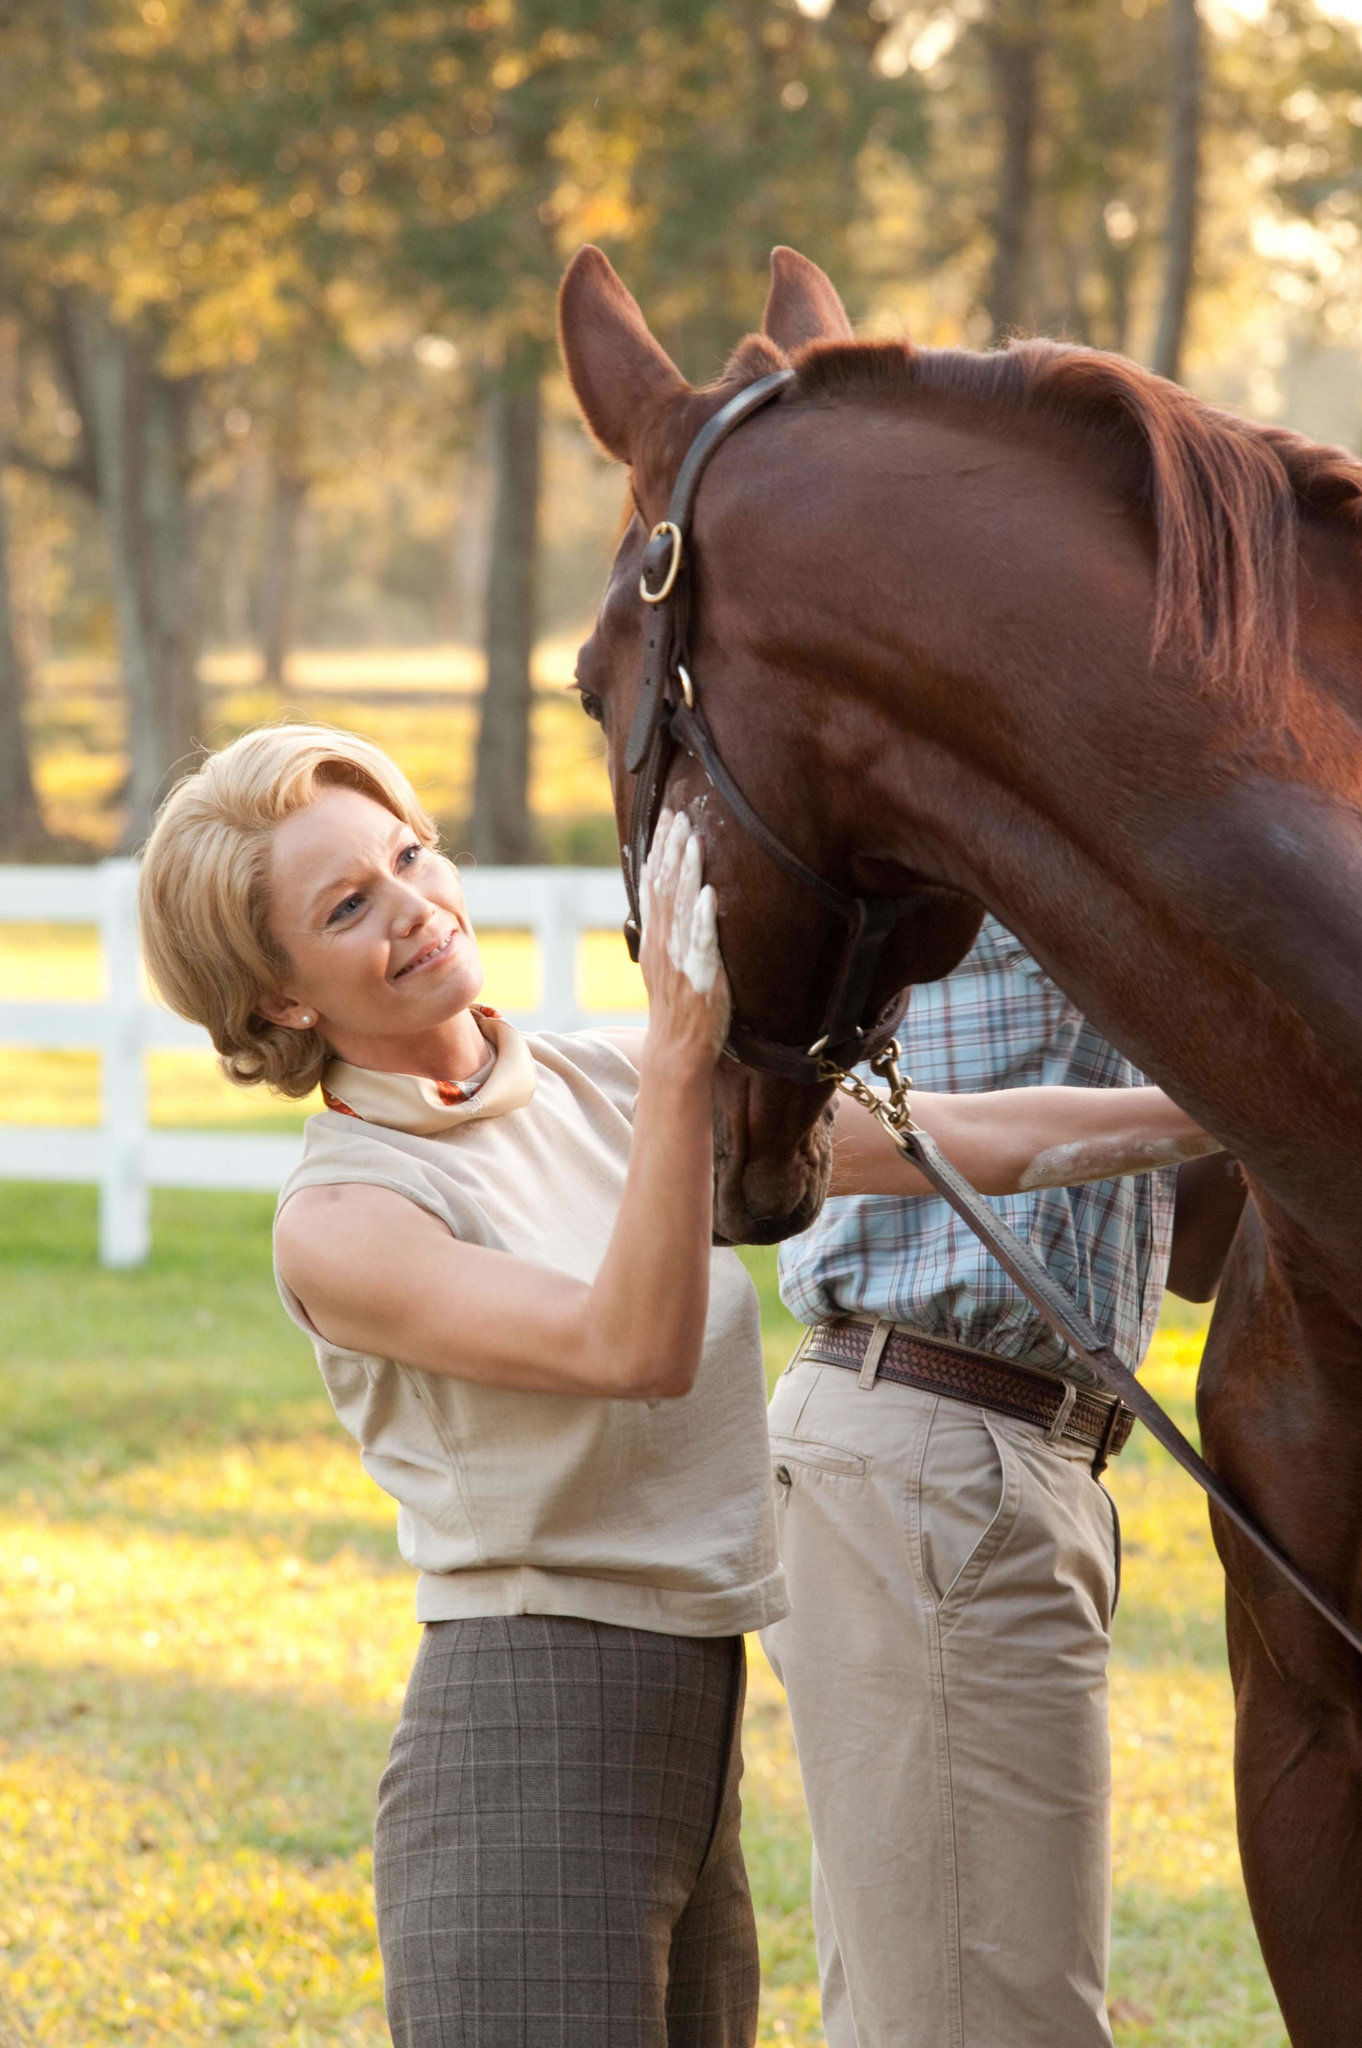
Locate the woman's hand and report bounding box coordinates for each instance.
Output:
[639,810,731,1070]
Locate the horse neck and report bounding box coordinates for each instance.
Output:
[762,440,1362,1285]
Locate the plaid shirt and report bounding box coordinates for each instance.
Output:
[778,916,1176,1386]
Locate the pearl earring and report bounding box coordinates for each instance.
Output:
[300,1013,312,1027]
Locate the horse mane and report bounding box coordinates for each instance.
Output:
[776,334,1362,717]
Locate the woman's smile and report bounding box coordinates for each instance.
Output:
[393,925,460,981]
[261,785,487,1074]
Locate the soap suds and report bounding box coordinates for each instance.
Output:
[643,809,724,996]
[1018,1130,1221,1192]
[681,883,720,995]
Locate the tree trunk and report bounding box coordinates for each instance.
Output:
[57,291,204,849]
[218,441,262,651]
[258,464,308,690]
[1099,208,1134,358]
[442,447,489,648]
[983,0,1043,343]
[1152,0,1201,383]
[469,346,542,864]
[0,460,50,857]
[1056,236,1093,346]
[256,384,310,689]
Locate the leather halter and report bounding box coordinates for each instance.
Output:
[620,370,909,1085]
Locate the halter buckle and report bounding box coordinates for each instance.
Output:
[639,521,683,603]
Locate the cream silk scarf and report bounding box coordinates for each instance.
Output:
[320,1005,537,1137]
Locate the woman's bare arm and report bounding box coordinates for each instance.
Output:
[829,1084,1220,1198]
[276,812,729,1402]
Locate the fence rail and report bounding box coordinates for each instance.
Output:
[0,860,635,1266]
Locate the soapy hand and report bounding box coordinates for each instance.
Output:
[639,810,731,1064]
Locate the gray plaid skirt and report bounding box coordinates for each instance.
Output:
[375,1615,758,2048]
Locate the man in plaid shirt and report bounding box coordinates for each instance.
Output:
[763,914,1242,2048]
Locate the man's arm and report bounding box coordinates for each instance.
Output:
[830,1085,1219,1198]
[1166,1154,1248,1302]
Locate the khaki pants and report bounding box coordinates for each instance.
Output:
[762,1358,1120,2048]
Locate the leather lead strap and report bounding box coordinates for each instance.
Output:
[900,1122,1362,1658]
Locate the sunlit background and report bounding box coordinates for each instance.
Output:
[3,1,1359,2040]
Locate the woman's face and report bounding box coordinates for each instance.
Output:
[261,785,484,1045]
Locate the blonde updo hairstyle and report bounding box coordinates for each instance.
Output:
[139,724,440,1099]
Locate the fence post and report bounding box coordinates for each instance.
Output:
[98,858,149,1268]
[536,872,581,1033]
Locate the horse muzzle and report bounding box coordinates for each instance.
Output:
[711,1069,835,1246]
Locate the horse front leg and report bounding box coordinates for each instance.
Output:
[1221,1578,1362,2047]
[1198,1215,1362,2048]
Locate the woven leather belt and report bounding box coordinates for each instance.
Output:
[801,1318,1135,1461]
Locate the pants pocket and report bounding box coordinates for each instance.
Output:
[1099,1478,1121,1620]
[770,1432,868,1522]
[769,1433,868,1481]
[920,1409,1021,1619]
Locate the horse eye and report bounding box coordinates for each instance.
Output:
[578,690,605,726]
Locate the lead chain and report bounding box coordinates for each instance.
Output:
[817,1036,920,1141]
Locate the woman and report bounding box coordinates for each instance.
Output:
[137,724,1217,2048]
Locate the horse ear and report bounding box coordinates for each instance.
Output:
[559,246,689,464]
[762,247,854,351]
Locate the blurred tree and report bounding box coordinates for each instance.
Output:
[0,318,56,857]
[50,288,205,838]
[873,0,1212,362]
[201,0,915,858]
[983,0,1044,339]
[607,2,917,375]
[3,0,1348,866]
[0,470,50,858]
[1233,1,1362,345]
[257,367,312,690]
[0,8,199,842]
[154,0,566,856]
[0,0,323,842]
[474,343,541,862]
[1152,0,1202,381]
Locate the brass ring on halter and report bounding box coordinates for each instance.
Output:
[639,521,683,603]
[677,663,694,708]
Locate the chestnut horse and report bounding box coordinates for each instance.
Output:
[559,244,1362,2044]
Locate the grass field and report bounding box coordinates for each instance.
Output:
[0,850,1285,2043]
[0,1175,1286,2046]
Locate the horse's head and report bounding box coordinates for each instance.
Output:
[559,245,982,1242]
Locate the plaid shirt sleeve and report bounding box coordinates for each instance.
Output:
[776,916,1176,1387]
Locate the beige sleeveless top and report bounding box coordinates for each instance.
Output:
[274,1025,786,1637]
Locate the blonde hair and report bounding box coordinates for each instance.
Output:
[138,724,439,1098]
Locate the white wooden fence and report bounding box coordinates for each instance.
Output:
[0,860,635,1268]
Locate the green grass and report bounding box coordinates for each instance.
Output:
[0,1184,1283,2044]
